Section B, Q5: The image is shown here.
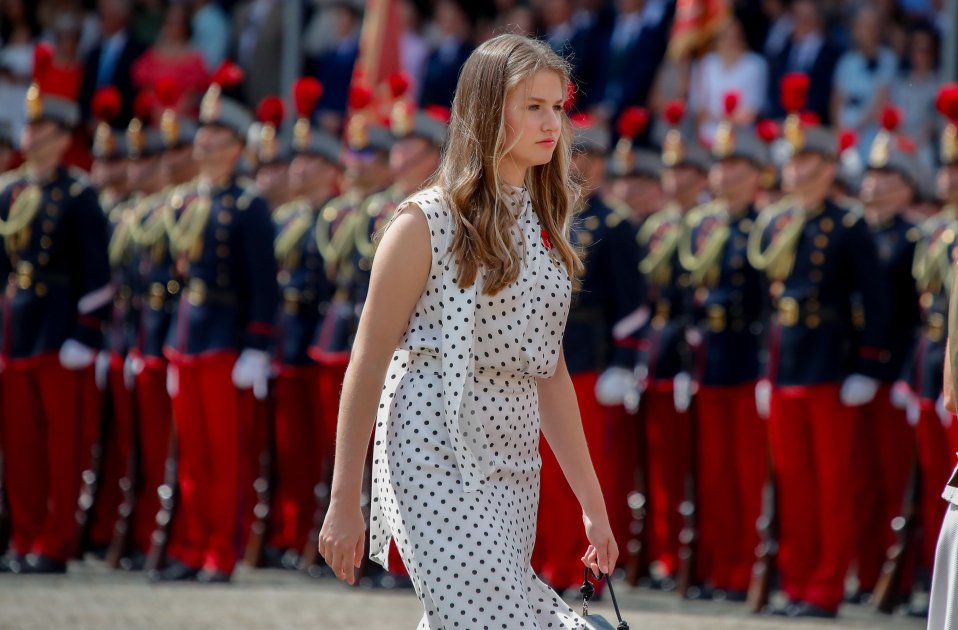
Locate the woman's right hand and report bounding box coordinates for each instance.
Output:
[318,499,366,585]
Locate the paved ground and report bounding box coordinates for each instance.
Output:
[0,560,928,629]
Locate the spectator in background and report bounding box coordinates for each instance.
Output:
[44,13,85,102]
[542,0,604,110]
[191,0,230,71]
[133,0,165,46]
[232,0,283,109]
[79,0,146,126]
[398,0,429,102]
[419,0,474,109]
[132,2,210,113]
[765,0,839,125]
[310,1,360,135]
[689,16,767,144]
[38,0,101,58]
[892,23,941,168]
[761,0,793,59]
[0,0,41,140]
[592,0,673,125]
[831,5,897,157]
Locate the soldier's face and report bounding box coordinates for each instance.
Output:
[662,165,705,202]
[710,157,759,202]
[161,145,196,184]
[861,170,911,213]
[290,154,337,195]
[194,125,241,166]
[936,164,958,202]
[20,121,68,164]
[255,162,289,201]
[390,136,437,176]
[128,155,161,191]
[92,157,126,190]
[783,152,834,195]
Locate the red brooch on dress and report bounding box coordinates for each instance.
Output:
[540,228,552,250]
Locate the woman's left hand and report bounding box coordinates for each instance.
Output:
[581,509,618,576]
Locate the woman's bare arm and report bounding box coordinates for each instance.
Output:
[328,203,432,505]
[537,347,617,573]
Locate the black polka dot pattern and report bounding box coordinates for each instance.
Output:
[368,186,582,628]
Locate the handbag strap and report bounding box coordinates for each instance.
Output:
[579,567,629,629]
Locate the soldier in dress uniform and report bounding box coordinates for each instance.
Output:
[264,77,341,570]
[633,99,711,587]
[154,62,278,583]
[0,80,112,574]
[307,97,394,507]
[907,83,958,579]
[130,83,198,575]
[746,73,890,618]
[533,112,642,592]
[89,87,128,214]
[848,107,923,599]
[678,92,770,599]
[250,96,293,213]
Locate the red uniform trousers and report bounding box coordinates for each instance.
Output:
[915,399,954,571]
[852,384,915,592]
[268,364,323,552]
[533,371,607,590]
[1,355,89,560]
[166,352,250,574]
[600,403,641,561]
[695,381,767,592]
[130,357,173,556]
[643,381,692,578]
[316,359,408,577]
[768,383,855,611]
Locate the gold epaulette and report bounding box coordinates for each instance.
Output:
[747,195,805,280]
[914,207,958,293]
[0,166,25,195]
[315,195,356,267]
[637,204,683,285]
[678,200,729,285]
[273,197,305,225]
[129,190,171,247]
[605,198,631,228]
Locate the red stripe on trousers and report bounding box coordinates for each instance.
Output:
[695,382,767,592]
[915,401,954,571]
[131,361,174,556]
[1,356,86,560]
[768,383,855,611]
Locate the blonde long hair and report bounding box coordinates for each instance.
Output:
[430,34,583,295]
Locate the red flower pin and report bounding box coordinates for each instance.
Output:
[540,228,552,250]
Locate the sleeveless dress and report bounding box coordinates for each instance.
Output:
[368,185,586,628]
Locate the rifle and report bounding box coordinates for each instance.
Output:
[75,377,113,559]
[675,376,699,599]
[144,426,178,573]
[624,377,650,586]
[244,384,276,568]
[301,480,331,573]
[747,464,779,613]
[872,452,921,613]
[106,382,141,569]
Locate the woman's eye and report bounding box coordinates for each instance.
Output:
[529,104,540,111]
[552,105,563,112]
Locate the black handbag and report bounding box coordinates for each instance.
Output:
[579,567,629,629]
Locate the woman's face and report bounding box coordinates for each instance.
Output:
[715,20,745,56]
[502,70,564,173]
[910,31,936,73]
[160,5,189,44]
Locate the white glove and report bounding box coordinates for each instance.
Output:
[623,364,648,414]
[673,371,694,413]
[595,366,635,407]
[59,339,97,371]
[231,349,270,400]
[94,351,110,392]
[755,379,771,419]
[840,374,879,407]
[906,397,920,427]
[123,354,143,392]
[166,363,179,398]
[890,380,913,410]
[938,394,953,428]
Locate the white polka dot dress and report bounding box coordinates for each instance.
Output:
[369,185,585,628]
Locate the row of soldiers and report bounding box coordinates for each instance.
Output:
[0,55,956,622]
[552,73,958,619]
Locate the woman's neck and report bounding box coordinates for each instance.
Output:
[498,158,526,187]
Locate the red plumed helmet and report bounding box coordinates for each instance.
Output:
[664,100,685,126]
[936,84,958,121]
[348,82,373,111]
[880,106,901,133]
[92,86,122,123]
[838,129,857,153]
[756,119,780,144]
[293,77,323,118]
[211,60,244,89]
[617,107,649,139]
[32,43,54,84]
[134,91,154,122]
[780,72,810,114]
[425,104,451,124]
[388,72,411,99]
[723,91,740,116]
[154,77,180,108]
[257,95,285,127]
